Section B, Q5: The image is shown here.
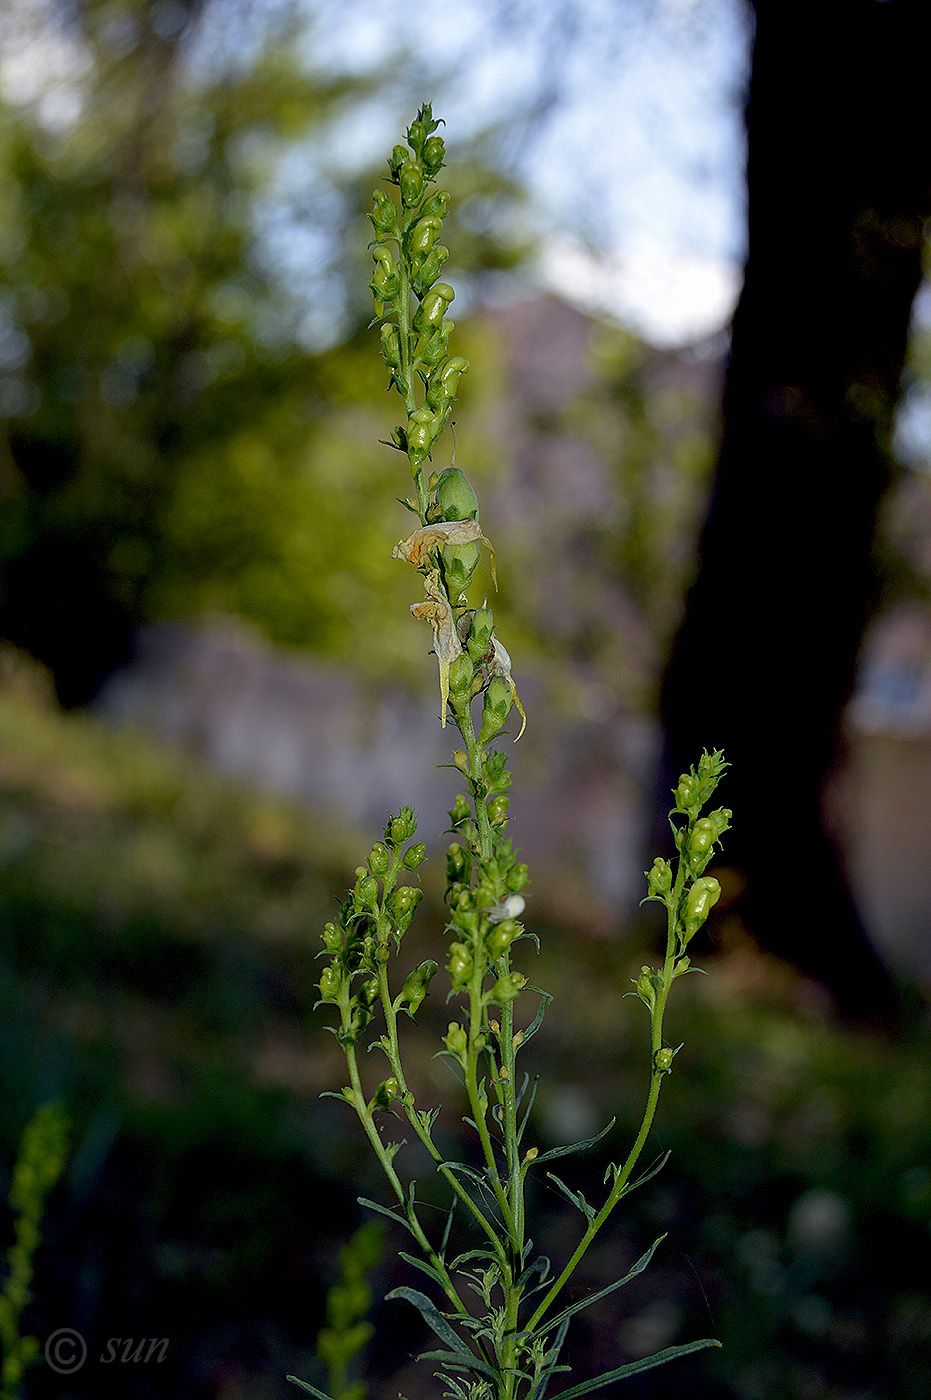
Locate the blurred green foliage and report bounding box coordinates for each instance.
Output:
[0,0,528,705]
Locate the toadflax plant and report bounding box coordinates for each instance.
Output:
[291,106,729,1400]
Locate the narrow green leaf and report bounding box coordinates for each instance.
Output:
[520,992,553,1047]
[545,1172,596,1222]
[286,1378,335,1400]
[417,1348,501,1382]
[386,1287,468,1354]
[552,1338,722,1400]
[357,1196,417,1238]
[398,1251,448,1290]
[517,1077,539,1144]
[534,1117,616,1166]
[539,1236,667,1336]
[611,1150,671,1196]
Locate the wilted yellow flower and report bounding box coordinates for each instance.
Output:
[410,570,462,725]
[486,637,526,739]
[392,518,496,588]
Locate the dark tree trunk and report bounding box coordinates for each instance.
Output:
[660,0,931,1023]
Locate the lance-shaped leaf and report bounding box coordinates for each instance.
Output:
[393,518,496,588]
[410,570,463,725]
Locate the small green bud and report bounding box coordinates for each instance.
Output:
[354,874,379,911]
[370,1077,401,1109]
[369,189,398,237]
[646,857,673,898]
[402,842,427,870]
[399,162,424,206]
[414,244,449,292]
[486,919,518,957]
[489,971,526,1005]
[322,922,342,953]
[413,283,455,333]
[452,749,469,775]
[358,977,380,1008]
[380,323,402,370]
[318,964,341,1002]
[435,466,479,522]
[447,941,472,987]
[654,1046,676,1074]
[467,607,494,661]
[487,794,509,827]
[386,885,423,934]
[400,959,438,1015]
[446,842,469,881]
[684,875,721,942]
[388,144,408,175]
[674,773,699,811]
[387,807,418,845]
[506,863,529,893]
[419,190,450,220]
[444,1022,468,1059]
[442,540,480,596]
[449,793,471,826]
[634,966,655,1010]
[422,134,445,174]
[478,676,513,744]
[410,214,442,256]
[368,843,391,877]
[447,651,475,697]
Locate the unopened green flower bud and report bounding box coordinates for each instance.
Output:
[380,323,402,369]
[410,215,442,256]
[489,971,526,1005]
[442,541,480,596]
[478,676,513,744]
[684,875,721,941]
[399,162,424,206]
[447,651,475,697]
[402,842,427,870]
[506,863,529,893]
[419,190,450,220]
[369,189,398,237]
[487,794,509,827]
[389,144,408,175]
[435,466,479,522]
[449,794,471,826]
[387,807,418,845]
[646,857,673,898]
[322,922,342,953]
[447,941,472,987]
[634,965,655,1010]
[444,1022,467,1059]
[358,977,380,1008]
[413,283,455,333]
[466,607,494,661]
[354,874,379,911]
[368,843,391,877]
[400,960,438,1015]
[422,134,445,174]
[452,749,469,775]
[370,1077,401,1109]
[446,842,469,881]
[318,963,341,1003]
[654,1046,676,1074]
[415,244,449,291]
[674,773,699,813]
[386,885,423,934]
[688,817,717,870]
[486,919,518,957]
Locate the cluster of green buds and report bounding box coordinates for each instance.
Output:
[635,750,731,1019]
[317,807,429,1048]
[369,104,469,487]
